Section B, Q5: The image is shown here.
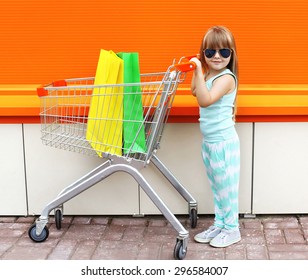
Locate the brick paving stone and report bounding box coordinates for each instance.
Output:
[2,244,53,260]
[264,229,285,244]
[122,226,145,242]
[148,218,168,227]
[268,243,308,257]
[284,228,306,244]
[102,224,126,241]
[239,229,266,245]
[48,223,69,240]
[16,216,36,223]
[1,214,308,260]
[299,216,308,228]
[0,227,26,238]
[246,244,268,260]
[47,239,78,260]
[71,240,98,260]
[111,217,148,227]
[185,241,226,260]
[91,216,110,225]
[186,240,205,249]
[187,241,211,252]
[62,224,106,241]
[185,247,225,260]
[136,242,162,260]
[0,223,15,229]
[303,229,308,242]
[143,226,177,243]
[92,240,139,260]
[158,242,177,259]
[269,251,308,260]
[0,217,16,223]
[72,216,92,225]
[241,219,263,230]
[10,222,31,231]
[0,238,17,258]
[262,216,300,229]
[225,243,246,260]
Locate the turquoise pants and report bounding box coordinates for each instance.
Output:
[201,135,240,230]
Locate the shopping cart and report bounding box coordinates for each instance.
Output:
[28,57,197,260]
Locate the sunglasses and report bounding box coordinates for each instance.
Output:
[203,48,232,59]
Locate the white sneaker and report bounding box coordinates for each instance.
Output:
[209,228,241,248]
[194,225,222,243]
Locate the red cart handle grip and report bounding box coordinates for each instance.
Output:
[37,87,48,97]
[37,80,67,97]
[173,61,196,72]
[52,80,67,87]
[173,54,200,72]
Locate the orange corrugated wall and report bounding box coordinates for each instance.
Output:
[1,0,308,85]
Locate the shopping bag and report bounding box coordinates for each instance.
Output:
[86,49,124,157]
[117,52,147,154]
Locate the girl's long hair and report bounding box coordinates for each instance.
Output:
[199,26,239,120]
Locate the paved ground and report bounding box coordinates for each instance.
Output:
[0,214,308,260]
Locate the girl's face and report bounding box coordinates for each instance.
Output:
[204,48,231,73]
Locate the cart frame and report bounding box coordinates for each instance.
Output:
[28,58,198,260]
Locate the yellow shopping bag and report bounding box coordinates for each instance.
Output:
[86,49,124,157]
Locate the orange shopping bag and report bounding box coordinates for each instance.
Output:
[86,49,124,157]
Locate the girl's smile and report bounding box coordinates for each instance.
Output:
[207,58,230,72]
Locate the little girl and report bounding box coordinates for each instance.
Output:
[190,26,241,247]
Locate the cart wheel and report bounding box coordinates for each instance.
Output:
[173,240,187,260]
[28,224,49,243]
[190,208,198,228]
[55,209,62,230]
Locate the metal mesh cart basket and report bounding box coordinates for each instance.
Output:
[28,57,198,260]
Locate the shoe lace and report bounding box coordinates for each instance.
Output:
[205,225,216,233]
[218,229,229,240]
[202,225,218,236]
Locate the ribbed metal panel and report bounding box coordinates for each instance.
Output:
[1,0,307,84]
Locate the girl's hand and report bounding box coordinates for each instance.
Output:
[189,57,202,70]
[190,57,202,96]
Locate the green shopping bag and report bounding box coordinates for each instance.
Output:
[117,52,146,154]
[86,49,124,157]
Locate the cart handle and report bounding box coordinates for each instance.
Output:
[37,80,67,97]
[36,55,200,97]
[172,54,200,72]
[173,61,196,72]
